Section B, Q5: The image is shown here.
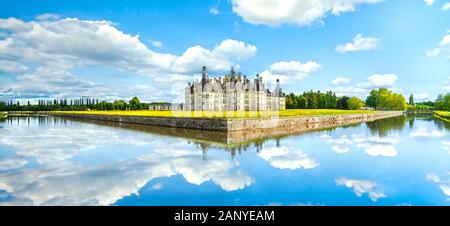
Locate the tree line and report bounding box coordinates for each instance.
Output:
[286,88,404,111]
[0,97,152,111]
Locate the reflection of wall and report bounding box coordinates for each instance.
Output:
[43,111,404,151]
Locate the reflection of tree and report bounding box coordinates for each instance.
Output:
[434,118,450,131]
[408,117,414,129]
[366,116,406,137]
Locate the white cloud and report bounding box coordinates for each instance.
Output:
[329,73,399,99]
[357,73,398,89]
[414,92,432,101]
[336,177,386,202]
[150,40,163,48]
[336,34,379,53]
[424,0,436,6]
[330,86,368,98]
[427,33,450,59]
[36,13,61,21]
[231,0,384,27]
[212,39,257,60]
[150,183,163,190]
[0,60,28,74]
[0,16,258,102]
[440,34,450,46]
[209,7,220,15]
[332,77,350,86]
[443,2,450,10]
[259,60,321,84]
[258,146,318,170]
[426,173,442,183]
[0,157,28,171]
[173,39,257,73]
[426,48,441,58]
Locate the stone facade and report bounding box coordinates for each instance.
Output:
[184,66,285,111]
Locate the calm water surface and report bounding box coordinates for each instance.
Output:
[0,116,449,206]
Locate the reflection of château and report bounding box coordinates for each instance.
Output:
[185,66,286,111]
[192,138,282,161]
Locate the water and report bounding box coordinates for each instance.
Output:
[0,116,449,206]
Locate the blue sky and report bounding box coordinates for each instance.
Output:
[0,0,449,103]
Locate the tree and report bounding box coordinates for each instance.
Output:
[366,88,406,111]
[409,94,414,106]
[347,97,364,110]
[129,97,141,110]
[435,93,450,111]
[366,89,381,109]
[337,96,350,110]
[297,96,308,109]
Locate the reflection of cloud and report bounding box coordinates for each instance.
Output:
[442,141,450,154]
[426,172,450,200]
[150,183,163,190]
[0,125,151,164]
[258,146,318,170]
[0,120,254,205]
[335,177,386,202]
[332,145,350,154]
[426,173,442,183]
[411,128,445,138]
[322,134,400,157]
[0,157,28,171]
[359,143,397,157]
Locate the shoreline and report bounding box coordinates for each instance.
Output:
[43,111,404,132]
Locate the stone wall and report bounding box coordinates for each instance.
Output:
[46,111,404,133]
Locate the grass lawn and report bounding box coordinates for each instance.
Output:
[49,109,377,118]
[0,112,6,118]
[434,111,450,122]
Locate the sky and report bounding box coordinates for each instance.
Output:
[0,0,449,104]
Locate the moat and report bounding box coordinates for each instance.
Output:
[0,115,449,206]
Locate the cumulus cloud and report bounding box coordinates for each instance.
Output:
[36,13,61,21]
[150,40,163,48]
[414,92,432,101]
[209,7,220,15]
[259,60,321,84]
[426,32,450,59]
[424,0,436,6]
[0,16,257,102]
[443,2,450,10]
[335,177,386,202]
[0,60,28,74]
[336,34,379,53]
[426,48,441,58]
[231,0,384,27]
[258,146,318,170]
[358,73,397,89]
[332,77,350,86]
[330,73,399,99]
